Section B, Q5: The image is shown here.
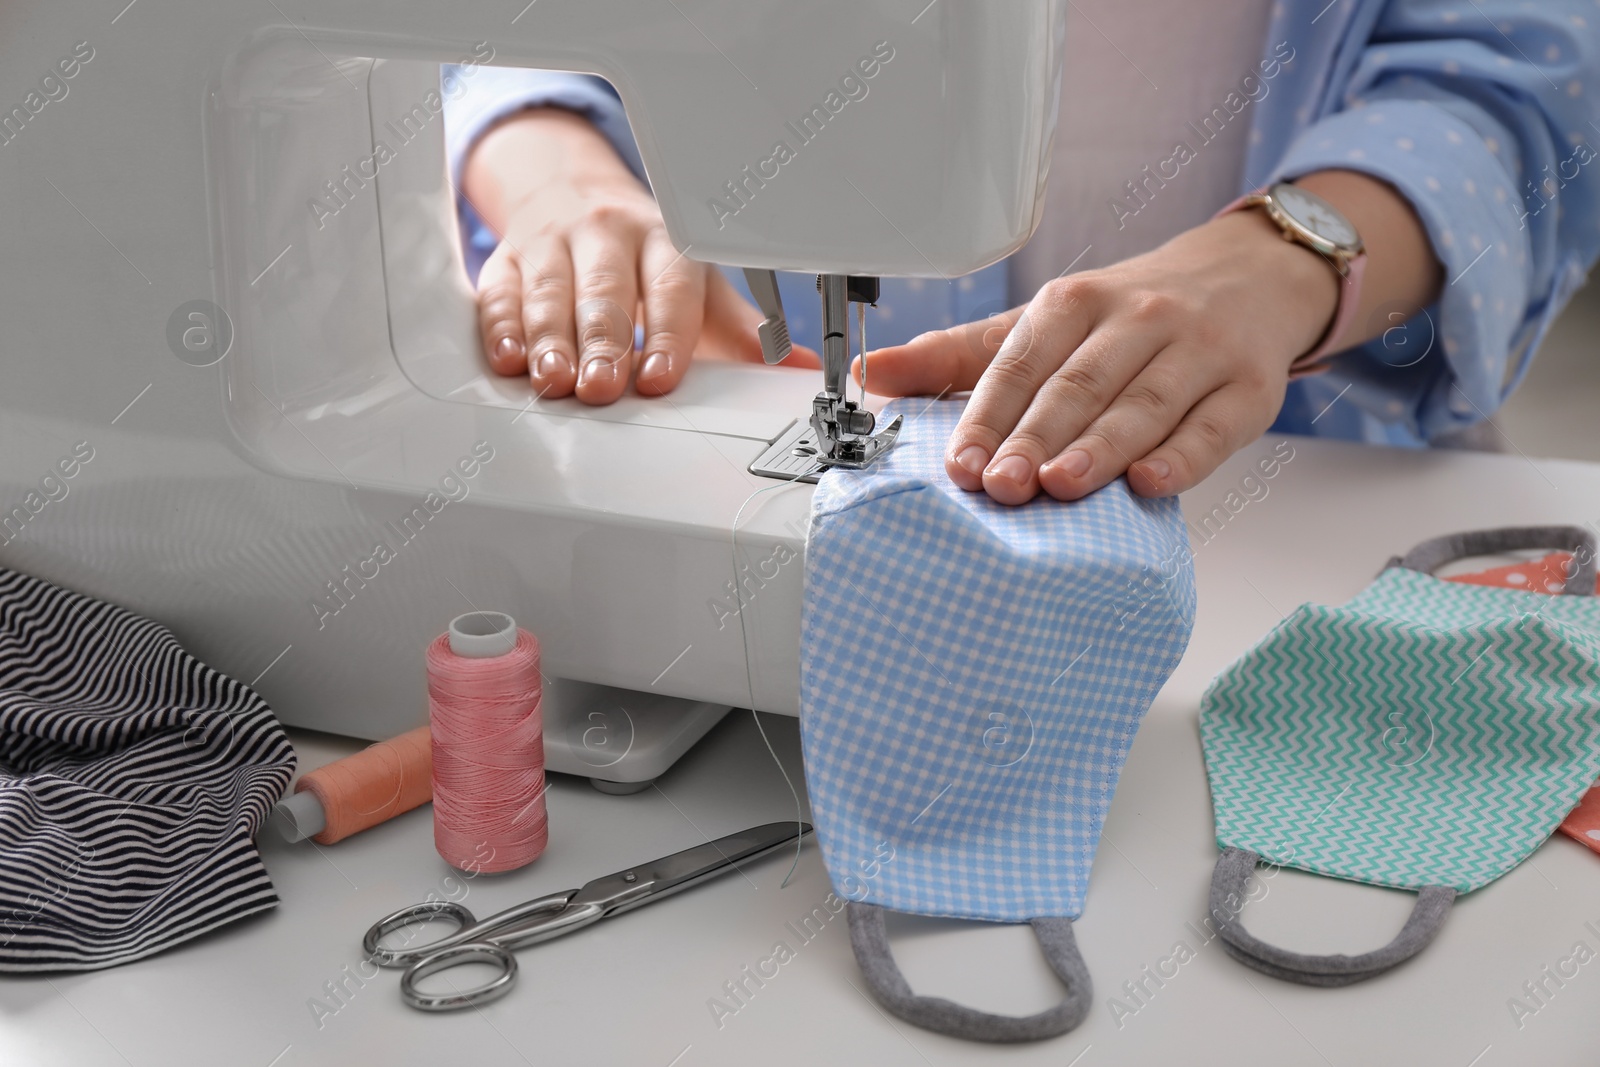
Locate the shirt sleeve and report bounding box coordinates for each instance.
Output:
[441,64,646,284]
[1268,1,1600,444]
[442,64,645,187]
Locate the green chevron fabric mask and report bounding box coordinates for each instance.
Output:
[1201,527,1600,987]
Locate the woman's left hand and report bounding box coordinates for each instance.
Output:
[859,206,1343,504]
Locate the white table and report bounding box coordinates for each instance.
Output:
[7,434,1600,1067]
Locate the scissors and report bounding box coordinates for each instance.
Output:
[364,820,812,1011]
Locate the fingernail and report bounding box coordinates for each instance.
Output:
[1139,459,1172,485]
[578,358,618,387]
[954,445,989,477]
[987,454,1032,486]
[638,352,670,383]
[1050,449,1092,479]
[534,350,571,379]
[496,336,524,363]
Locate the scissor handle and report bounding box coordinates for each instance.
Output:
[365,900,478,968]
[365,891,578,969]
[400,943,519,1012]
[387,893,607,1013]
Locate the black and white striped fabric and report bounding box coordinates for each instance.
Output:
[0,567,294,971]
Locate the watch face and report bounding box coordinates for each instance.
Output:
[1272,184,1360,248]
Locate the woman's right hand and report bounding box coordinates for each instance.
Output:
[463,107,813,403]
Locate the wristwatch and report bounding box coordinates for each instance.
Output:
[1219,182,1367,378]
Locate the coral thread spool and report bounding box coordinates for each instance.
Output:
[427,611,547,873]
[277,726,433,844]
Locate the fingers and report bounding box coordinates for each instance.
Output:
[1035,346,1217,501]
[518,236,578,398]
[476,246,529,377]
[977,312,1180,504]
[946,283,1100,497]
[855,306,1023,398]
[635,229,706,396]
[568,211,643,404]
[475,236,584,401]
[1127,383,1274,497]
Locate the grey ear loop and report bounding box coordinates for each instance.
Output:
[846,902,1092,1042]
[1208,849,1455,987]
[1385,525,1598,596]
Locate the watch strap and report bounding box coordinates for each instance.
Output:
[1288,251,1365,378]
[1216,189,1366,379]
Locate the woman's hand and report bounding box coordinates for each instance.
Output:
[861,208,1337,503]
[860,172,1440,504]
[463,108,812,403]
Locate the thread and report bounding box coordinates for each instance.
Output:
[730,470,813,890]
[427,616,547,873]
[292,725,433,844]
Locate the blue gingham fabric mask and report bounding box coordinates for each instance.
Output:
[800,399,1196,1042]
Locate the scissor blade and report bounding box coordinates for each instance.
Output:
[571,821,812,916]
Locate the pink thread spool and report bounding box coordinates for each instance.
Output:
[427,611,548,873]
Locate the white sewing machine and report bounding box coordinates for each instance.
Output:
[0,1,1062,787]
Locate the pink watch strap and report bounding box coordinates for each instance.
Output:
[1215,191,1366,380]
[1287,252,1365,377]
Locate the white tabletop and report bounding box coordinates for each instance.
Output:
[7,433,1600,1067]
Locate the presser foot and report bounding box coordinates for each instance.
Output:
[808,402,902,470]
[747,413,903,483]
[744,269,900,483]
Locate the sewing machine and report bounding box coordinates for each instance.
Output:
[0,1,1062,787]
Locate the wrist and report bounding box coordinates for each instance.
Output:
[1207,207,1342,367]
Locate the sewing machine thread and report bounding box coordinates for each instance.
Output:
[427,613,548,873]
